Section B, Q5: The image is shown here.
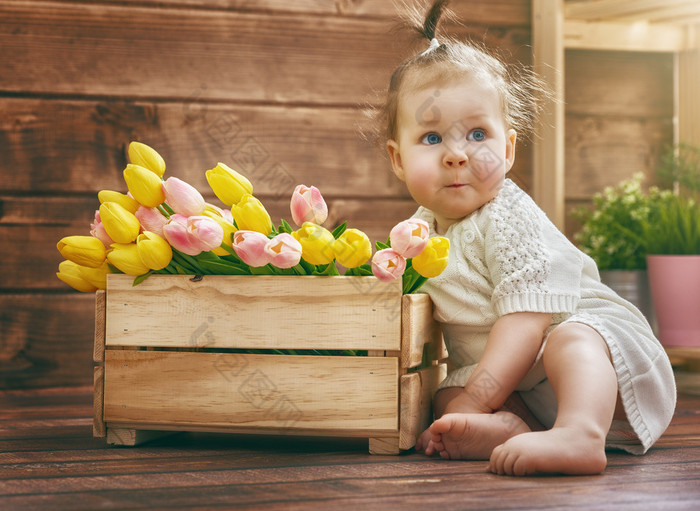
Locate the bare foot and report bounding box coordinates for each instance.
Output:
[415,428,439,455]
[488,426,607,476]
[428,411,531,460]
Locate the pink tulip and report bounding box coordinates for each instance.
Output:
[90,210,114,247]
[265,233,302,269]
[163,214,223,256]
[189,216,224,251]
[290,185,328,227]
[134,206,168,237]
[232,230,271,267]
[389,218,430,258]
[162,177,206,217]
[371,248,406,282]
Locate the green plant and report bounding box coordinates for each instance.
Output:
[641,191,700,255]
[574,145,700,266]
[656,143,700,197]
[639,145,700,256]
[572,173,654,270]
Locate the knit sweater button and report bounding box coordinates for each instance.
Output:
[463,229,475,243]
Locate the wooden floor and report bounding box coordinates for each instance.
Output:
[1,382,699,510]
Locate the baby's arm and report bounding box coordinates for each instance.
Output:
[443,311,552,415]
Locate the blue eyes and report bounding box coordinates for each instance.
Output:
[422,133,442,145]
[421,129,486,145]
[469,129,486,142]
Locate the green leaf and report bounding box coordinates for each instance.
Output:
[331,222,347,239]
[279,218,294,234]
[217,242,237,256]
[291,263,307,275]
[375,240,390,251]
[298,258,316,274]
[250,265,275,275]
[170,250,199,274]
[196,259,251,275]
[132,271,153,287]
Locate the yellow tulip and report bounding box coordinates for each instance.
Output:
[107,243,150,276]
[205,163,253,206]
[292,222,336,265]
[333,228,372,268]
[78,261,111,290]
[57,235,107,268]
[411,237,450,278]
[99,202,141,244]
[136,231,172,270]
[56,260,98,292]
[97,190,139,213]
[232,194,272,235]
[128,141,166,178]
[123,163,165,208]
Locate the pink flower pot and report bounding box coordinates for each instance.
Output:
[647,255,700,347]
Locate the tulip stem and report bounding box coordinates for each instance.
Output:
[157,204,172,218]
[218,243,236,256]
[161,262,179,274]
[161,202,176,216]
[170,250,203,274]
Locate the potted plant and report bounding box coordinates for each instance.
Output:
[642,144,700,348]
[572,173,657,326]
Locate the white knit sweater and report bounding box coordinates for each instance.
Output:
[415,179,676,454]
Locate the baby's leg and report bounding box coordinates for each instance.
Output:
[489,323,617,476]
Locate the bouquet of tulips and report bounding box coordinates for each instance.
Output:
[56,142,450,295]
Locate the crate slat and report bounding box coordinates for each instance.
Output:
[398,364,447,450]
[105,275,401,350]
[94,290,106,364]
[400,294,447,368]
[93,366,105,438]
[104,350,399,434]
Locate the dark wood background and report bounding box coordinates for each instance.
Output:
[0,0,673,389]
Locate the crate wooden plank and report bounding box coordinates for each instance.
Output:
[106,427,175,446]
[368,436,400,455]
[400,294,446,369]
[105,275,401,350]
[93,366,105,438]
[103,350,399,434]
[94,291,105,364]
[398,364,446,450]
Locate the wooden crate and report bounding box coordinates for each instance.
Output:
[93,274,447,454]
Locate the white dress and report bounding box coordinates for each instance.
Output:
[415,179,676,454]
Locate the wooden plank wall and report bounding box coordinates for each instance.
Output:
[564,49,675,234]
[0,0,532,389]
[0,1,673,389]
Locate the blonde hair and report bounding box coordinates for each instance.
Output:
[381,0,546,142]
